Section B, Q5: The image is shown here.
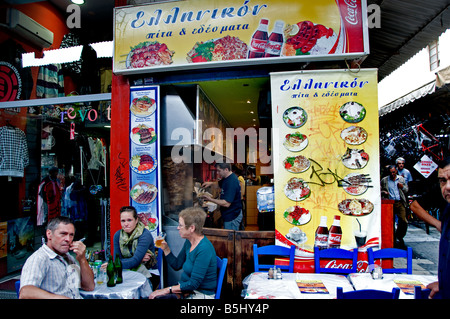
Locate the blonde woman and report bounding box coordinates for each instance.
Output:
[149,207,217,299]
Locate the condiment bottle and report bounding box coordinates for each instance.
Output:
[248,19,269,58]
[328,215,342,248]
[314,216,329,250]
[106,256,116,287]
[264,20,284,57]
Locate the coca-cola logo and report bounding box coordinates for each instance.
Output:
[250,38,267,51]
[344,0,359,25]
[324,260,353,269]
[323,259,369,272]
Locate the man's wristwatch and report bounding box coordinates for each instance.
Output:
[169,286,172,294]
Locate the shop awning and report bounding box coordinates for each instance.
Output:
[378,81,436,117]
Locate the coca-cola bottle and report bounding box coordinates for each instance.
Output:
[314,216,329,250]
[248,19,269,59]
[264,20,284,57]
[328,215,342,249]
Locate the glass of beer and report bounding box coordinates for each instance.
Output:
[155,232,166,248]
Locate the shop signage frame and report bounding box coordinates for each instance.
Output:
[113,0,370,75]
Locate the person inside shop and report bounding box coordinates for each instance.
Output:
[246,166,261,185]
[426,155,450,299]
[200,162,243,230]
[396,157,413,186]
[381,165,409,249]
[233,164,246,227]
[105,206,159,289]
[149,207,217,299]
[19,216,95,299]
[37,166,62,224]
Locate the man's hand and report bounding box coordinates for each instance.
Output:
[426,281,439,299]
[70,240,87,262]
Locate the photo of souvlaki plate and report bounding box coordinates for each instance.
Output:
[340,126,368,145]
[338,199,374,216]
[284,177,311,201]
[283,155,310,173]
[341,148,369,169]
[342,173,369,196]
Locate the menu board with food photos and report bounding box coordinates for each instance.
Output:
[129,86,161,236]
[113,0,369,74]
[270,69,380,271]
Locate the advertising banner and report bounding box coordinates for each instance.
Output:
[114,0,369,74]
[129,86,162,236]
[270,69,379,272]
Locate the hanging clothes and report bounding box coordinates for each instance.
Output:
[36,64,65,98]
[37,175,62,225]
[87,137,106,170]
[0,126,29,177]
[65,181,88,222]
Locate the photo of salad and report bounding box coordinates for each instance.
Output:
[283,106,307,128]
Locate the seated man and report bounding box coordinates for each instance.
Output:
[19,216,94,299]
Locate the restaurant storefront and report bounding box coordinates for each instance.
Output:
[109,0,396,297]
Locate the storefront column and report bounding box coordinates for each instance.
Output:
[109,74,130,250]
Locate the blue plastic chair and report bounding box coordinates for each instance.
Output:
[215,256,228,299]
[337,286,401,299]
[15,280,20,298]
[253,244,296,273]
[314,247,358,274]
[367,247,413,274]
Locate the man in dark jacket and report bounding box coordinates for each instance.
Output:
[427,156,450,299]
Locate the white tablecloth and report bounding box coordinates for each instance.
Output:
[244,272,354,299]
[348,273,438,299]
[80,270,152,299]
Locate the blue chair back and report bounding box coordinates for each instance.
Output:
[253,244,296,273]
[337,286,401,299]
[367,247,413,274]
[414,286,431,299]
[15,280,20,298]
[314,247,358,274]
[215,256,228,299]
[414,286,441,299]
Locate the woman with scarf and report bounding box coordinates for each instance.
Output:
[111,206,159,289]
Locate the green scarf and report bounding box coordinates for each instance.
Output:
[119,221,157,270]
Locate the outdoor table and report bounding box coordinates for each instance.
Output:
[243,272,354,299]
[80,270,152,299]
[348,273,438,299]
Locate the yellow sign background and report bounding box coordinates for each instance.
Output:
[114,0,354,72]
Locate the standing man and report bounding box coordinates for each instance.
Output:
[396,157,413,185]
[381,165,409,249]
[427,156,450,299]
[19,216,95,299]
[201,163,243,230]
